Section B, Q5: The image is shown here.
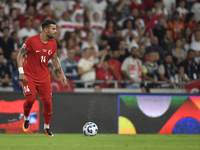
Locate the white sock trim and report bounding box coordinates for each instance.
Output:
[24,116,30,121]
[44,124,50,129]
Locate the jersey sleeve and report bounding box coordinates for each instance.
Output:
[23,37,32,52]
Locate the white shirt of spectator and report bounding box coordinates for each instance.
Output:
[88,0,107,21]
[163,0,176,15]
[4,2,26,15]
[51,0,68,18]
[152,7,168,16]
[57,19,75,40]
[81,41,99,54]
[78,57,96,81]
[122,29,138,47]
[121,56,142,86]
[17,27,37,45]
[73,21,84,30]
[190,40,200,64]
[90,21,105,43]
[68,1,84,22]
[176,7,189,18]
[191,3,200,22]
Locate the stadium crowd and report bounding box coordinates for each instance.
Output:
[0,0,200,91]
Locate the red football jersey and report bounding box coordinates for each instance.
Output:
[23,34,57,83]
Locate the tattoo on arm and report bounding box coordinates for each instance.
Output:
[52,54,62,74]
[20,47,29,56]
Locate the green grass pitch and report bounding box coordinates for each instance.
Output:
[0,134,199,150]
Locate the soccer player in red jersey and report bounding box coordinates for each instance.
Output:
[17,20,67,136]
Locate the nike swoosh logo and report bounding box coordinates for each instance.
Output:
[36,50,41,52]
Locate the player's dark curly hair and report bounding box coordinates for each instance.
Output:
[42,20,56,30]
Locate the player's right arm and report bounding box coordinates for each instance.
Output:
[17,46,29,83]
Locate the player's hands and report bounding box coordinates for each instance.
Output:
[60,74,67,87]
[19,73,28,84]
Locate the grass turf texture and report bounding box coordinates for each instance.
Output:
[0,134,199,150]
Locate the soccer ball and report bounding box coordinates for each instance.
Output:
[83,122,98,136]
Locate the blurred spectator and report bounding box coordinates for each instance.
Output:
[93,83,102,92]
[73,13,84,30]
[114,0,129,21]
[182,26,192,44]
[153,18,166,45]
[17,18,37,45]
[101,19,115,39]
[184,12,196,33]
[41,2,54,20]
[190,30,200,64]
[146,36,165,63]
[36,0,50,15]
[158,54,177,88]
[90,12,105,43]
[129,0,145,16]
[160,29,174,54]
[32,18,42,34]
[98,35,108,50]
[86,0,107,22]
[25,0,38,10]
[172,38,187,64]
[137,44,146,61]
[121,47,142,88]
[180,49,199,80]
[78,48,96,85]
[57,11,74,40]
[95,51,114,88]
[6,8,18,30]
[61,48,79,80]
[176,0,188,21]
[142,50,159,88]
[18,5,36,27]
[51,0,68,21]
[10,18,20,33]
[141,85,150,93]
[5,51,18,80]
[108,50,122,87]
[163,0,176,16]
[167,11,184,41]
[81,31,99,54]
[181,36,190,52]
[11,70,22,91]
[174,65,190,88]
[0,53,9,86]
[10,31,19,51]
[118,40,129,63]
[117,7,144,28]
[122,19,138,47]
[48,63,58,81]
[0,27,14,60]
[152,0,168,20]
[0,20,6,37]
[191,0,200,22]
[108,28,122,50]
[4,0,26,16]
[74,45,82,62]
[68,0,84,22]
[0,7,6,21]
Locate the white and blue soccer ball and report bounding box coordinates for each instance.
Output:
[83,122,98,136]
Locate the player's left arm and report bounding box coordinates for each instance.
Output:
[51,53,67,86]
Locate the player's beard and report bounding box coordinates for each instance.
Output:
[47,32,55,39]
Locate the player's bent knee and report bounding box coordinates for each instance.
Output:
[24,94,36,109]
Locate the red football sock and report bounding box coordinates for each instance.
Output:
[23,94,36,117]
[42,98,52,125]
